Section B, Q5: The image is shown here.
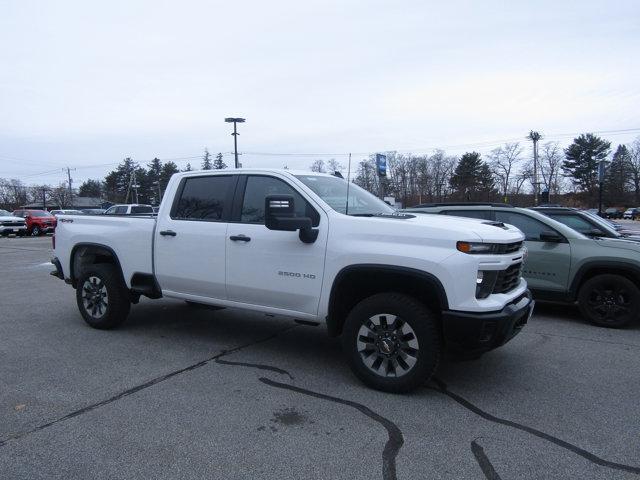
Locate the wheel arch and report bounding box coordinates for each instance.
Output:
[326,264,449,337]
[70,243,125,288]
[570,261,640,300]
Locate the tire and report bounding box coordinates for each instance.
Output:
[31,226,41,236]
[342,293,441,393]
[75,264,131,329]
[578,274,640,328]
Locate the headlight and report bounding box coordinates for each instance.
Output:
[457,241,495,254]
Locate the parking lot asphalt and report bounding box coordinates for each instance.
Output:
[1,233,640,480]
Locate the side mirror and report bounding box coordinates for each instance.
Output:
[265,195,318,244]
[539,230,564,243]
[585,228,604,237]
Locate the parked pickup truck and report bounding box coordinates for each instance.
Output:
[52,169,533,392]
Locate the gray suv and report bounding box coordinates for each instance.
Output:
[404,203,640,328]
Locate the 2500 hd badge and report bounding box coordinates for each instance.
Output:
[279,271,316,279]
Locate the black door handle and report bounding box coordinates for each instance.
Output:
[159,230,177,237]
[229,235,251,242]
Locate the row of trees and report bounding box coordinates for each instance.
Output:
[2,135,640,211]
[309,135,640,208]
[0,149,227,209]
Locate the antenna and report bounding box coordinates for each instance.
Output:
[345,153,352,215]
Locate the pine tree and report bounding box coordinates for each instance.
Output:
[78,179,103,198]
[184,163,192,172]
[450,152,495,201]
[160,161,179,188]
[147,157,162,180]
[104,158,138,202]
[213,152,227,169]
[562,134,611,195]
[604,144,631,205]
[201,148,213,170]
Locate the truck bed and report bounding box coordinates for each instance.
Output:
[54,215,156,288]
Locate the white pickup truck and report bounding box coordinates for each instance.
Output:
[52,169,533,392]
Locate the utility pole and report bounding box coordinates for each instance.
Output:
[42,187,47,210]
[131,170,140,204]
[66,167,75,208]
[527,131,542,206]
[225,117,245,168]
[598,160,606,215]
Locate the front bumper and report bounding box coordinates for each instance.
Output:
[442,291,534,356]
[0,225,26,234]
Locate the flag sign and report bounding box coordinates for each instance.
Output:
[376,154,387,177]
[598,160,606,183]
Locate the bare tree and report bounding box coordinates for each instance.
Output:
[629,137,640,204]
[326,158,344,173]
[0,178,28,209]
[489,142,523,202]
[309,159,326,173]
[50,183,73,208]
[538,141,564,200]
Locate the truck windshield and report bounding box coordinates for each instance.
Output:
[295,174,395,216]
[28,211,52,217]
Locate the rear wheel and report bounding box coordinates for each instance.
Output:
[578,274,639,328]
[76,264,131,329]
[342,293,441,393]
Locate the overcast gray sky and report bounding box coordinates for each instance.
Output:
[1,0,639,185]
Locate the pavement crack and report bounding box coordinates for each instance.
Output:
[215,357,294,379]
[471,440,502,480]
[430,378,640,475]
[259,377,403,480]
[0,325,295,448]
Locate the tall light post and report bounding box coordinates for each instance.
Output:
[527,130,542,206]
[225,117,245,168]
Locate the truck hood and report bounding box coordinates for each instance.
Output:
[381,213,525,243]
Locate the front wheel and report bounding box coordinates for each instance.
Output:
[30,226,41,236]
[578,274,639,328]
[342,293,441,393]
[76,264,131,329]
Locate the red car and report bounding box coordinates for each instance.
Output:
[12,209,57,236]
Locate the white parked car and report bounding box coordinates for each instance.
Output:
[0,209,27,236]
[623,208,639,220]
[52,169,533,392]
[104,204,154,215]
[50,209,83,216]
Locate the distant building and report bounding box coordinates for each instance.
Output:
[21,197,113,211]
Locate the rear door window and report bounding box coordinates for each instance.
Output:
[547,213,603,236]
[172,175,235,221]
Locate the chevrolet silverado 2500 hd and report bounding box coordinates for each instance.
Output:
[51,169,533,392]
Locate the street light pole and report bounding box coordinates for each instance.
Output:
[225,117,245,168]
[527,131,542,206]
